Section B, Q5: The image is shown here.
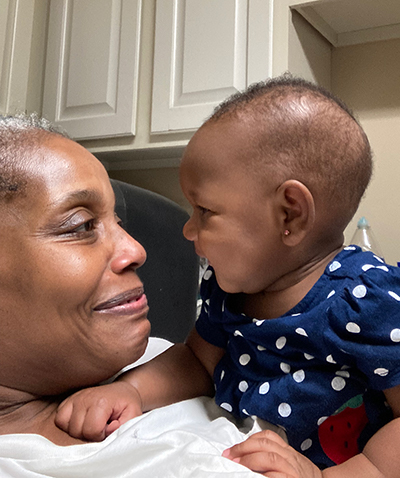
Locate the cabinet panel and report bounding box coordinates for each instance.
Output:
[151,0,272,133]
[43,0,141,140]
[0,0,35,115]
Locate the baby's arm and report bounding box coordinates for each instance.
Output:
[56,329,223,441]
[224,385,400,478]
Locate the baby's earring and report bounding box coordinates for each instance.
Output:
[284,229,291,236]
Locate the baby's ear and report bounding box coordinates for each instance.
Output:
[276,180,315,246]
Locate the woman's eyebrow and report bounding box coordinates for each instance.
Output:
[51,189,105,208]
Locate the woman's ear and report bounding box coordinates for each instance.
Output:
[276,180,315,246]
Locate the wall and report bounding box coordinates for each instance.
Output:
[332,38,400,265]
[108,167,190,212]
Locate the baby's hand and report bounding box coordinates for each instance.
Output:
[222,430,323,478]
[55,381,142,441]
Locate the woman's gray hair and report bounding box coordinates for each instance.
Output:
[0,113,68,201]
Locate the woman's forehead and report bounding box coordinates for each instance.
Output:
[0,136,111,223]
[29,136,109,195]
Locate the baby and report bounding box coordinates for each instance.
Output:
[56,75,400,477]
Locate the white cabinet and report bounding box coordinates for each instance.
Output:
[42,0,141,140]
[0,0,47,115]
[42,0,272,155]
[151,0,272,133]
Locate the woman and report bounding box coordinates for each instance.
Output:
[0,114,260,477]
[0,113,152,445]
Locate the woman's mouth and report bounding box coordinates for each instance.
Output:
[93,288,148,316]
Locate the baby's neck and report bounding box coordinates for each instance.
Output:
[241,246,342,320]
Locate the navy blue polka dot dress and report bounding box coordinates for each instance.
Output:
[196,247,400,468]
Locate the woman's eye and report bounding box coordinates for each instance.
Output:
[115,213,125,229]
[65,219,95,237]
[70,219,95,234]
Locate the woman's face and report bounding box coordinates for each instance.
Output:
[0,135,150,395]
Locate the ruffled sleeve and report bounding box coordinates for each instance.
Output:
[325,256,400,390]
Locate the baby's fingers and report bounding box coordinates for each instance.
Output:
[223,431,300,477]
[79,400,116,441]
[232,450,299,478]
[224,430,289,460]
[56,396,113,441]
[223,431,322,478]
[55,399,74,432]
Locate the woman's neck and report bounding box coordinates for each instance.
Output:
[0,385,85,445]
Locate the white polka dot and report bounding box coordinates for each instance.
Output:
[327,290,336,299]
[374,368,389,377]
[239,354,251,366]
[326,355,336,364]
[239,381,249,392]
[336,370,350,378]
[293,370,305,383]
[220,402,233,412]
[329,261,342,272]
[242,409,249,415]
[377,266,389,272]
[317,416,328,426]
[255,320,265,326]
[301,438,312,451]
[344,246,356,251]
[304,353,314,360]
[389,291,400,301]
[220,370,225,381]
[331,376,346,391]
[362,264,375,272]
[259,382,270,394]
[374,255,384,263]
[353,285,367,298]
[280,362,291,374]
[203,269,213,280]
[295,328,308,337]
[346,322,361,333]
[390,329,400,342]
[276,336,287,349]
[234,330,243,337]
[278,403,292,418]
[257,345,266,351]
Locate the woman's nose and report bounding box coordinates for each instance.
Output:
[182,216,197,242]
[110,229,147,274]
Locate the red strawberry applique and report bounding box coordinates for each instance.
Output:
[318,395,368,464]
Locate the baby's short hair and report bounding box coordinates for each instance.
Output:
[0,113,68,202]
[207,74,372,226]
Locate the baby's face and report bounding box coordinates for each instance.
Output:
[180,119,287,295]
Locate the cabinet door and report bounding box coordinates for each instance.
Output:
[43,0,141,140]
[0,0,35,114]
[151,0,272,133]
